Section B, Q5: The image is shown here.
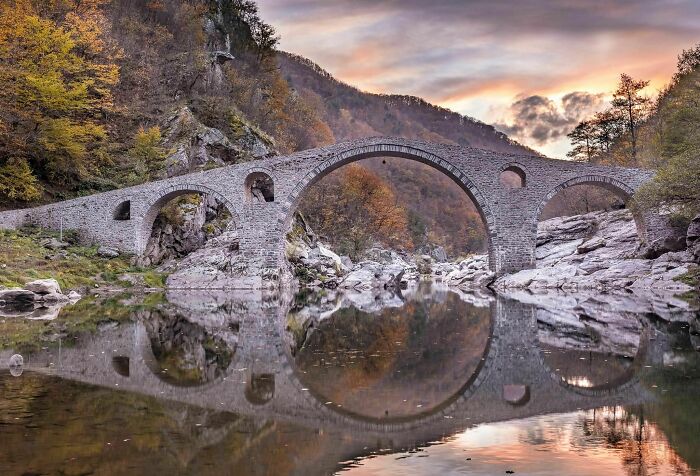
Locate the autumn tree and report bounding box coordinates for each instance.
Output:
[300,164,412,259]
[0,0,119,197]
[128,126,169,181]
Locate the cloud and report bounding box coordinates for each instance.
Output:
[495,92,606,146]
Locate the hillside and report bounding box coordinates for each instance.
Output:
[277,52,537,154]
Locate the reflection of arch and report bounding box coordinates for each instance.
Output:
[134,319,238,390]
[139,183,238,254]
[277,298,499,428]
[534,174,644,237]
[244,373,275,405]
[281,143,498,268]
[499,163,527,189]
[244,169,275,203]
[539,323,651,397]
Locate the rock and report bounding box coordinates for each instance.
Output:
[24,278,62,295]
[67,290,82,301]
[0,288,36,304]
[640,212,688,259]
[431,246,448,263]
[577,237,606,254]
[40,238,68,250]
[161,106,274,178]
[39,292,70,303]
[97,246,120,258]
[340,255,353,269]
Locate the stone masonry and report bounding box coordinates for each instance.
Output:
[0,137,654,280]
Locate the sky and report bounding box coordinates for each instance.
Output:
[256,0,700,158]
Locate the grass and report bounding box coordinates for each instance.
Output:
[0,227,166,291]
[0,226,170,353]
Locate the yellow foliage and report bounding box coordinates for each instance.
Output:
[0,158,43,201]
[0,0,119,187]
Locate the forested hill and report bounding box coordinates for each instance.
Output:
[277,52,536,154]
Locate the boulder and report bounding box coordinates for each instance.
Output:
[24,278,62,295]
[97,246,120,258]
[415,255,433,275]
[40,238,68,250]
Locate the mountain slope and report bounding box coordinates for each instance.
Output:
[277,52,538,154]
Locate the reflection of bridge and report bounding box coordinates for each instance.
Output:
[0,137,654,280]
[1,293,663,451]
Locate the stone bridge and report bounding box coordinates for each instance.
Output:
[0,137,654,281]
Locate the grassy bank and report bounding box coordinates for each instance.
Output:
[0,226,168,353]
[0,226,166,291]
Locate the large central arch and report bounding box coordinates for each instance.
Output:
[279,142,498,266]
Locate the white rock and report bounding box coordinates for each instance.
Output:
[24,279,62,295]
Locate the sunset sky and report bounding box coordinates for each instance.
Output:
[257,0,700,158]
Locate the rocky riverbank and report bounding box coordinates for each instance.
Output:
[287,209,700,295]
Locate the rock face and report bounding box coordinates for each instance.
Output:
[161,106,274,178]
[495,209,697,292]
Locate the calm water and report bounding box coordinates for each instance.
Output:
[1,284,699,475]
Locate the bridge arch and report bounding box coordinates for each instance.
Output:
[138,183,239,254]
[533,174,645,238]
[280,142,498,266]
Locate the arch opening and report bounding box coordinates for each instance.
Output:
[284,145,495,275]
[245,172,275,203]
[140,186,237,265]
[141,311,237,388]
[245,373,275,405]
[113,200,131,220]
[534,176,643,269]
[500,166,526,189]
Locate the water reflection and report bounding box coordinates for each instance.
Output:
[287,284,492,421]
[0,285,698,475]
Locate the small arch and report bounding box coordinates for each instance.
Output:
[138,184,238,255]
[245,172,275,203]
[245,373,275,405]
[499,165,526,189]
[534,175,642,232]
[113,200,131,220]
[112,356,130,377]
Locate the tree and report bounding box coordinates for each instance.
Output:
[634,153,700,221]
[128,126,169,180]
[0,158,42,201]
[567,120,597,161]
[0,0,119,188]
[612,74,651,164]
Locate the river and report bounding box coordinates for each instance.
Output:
[1,283,699,475]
